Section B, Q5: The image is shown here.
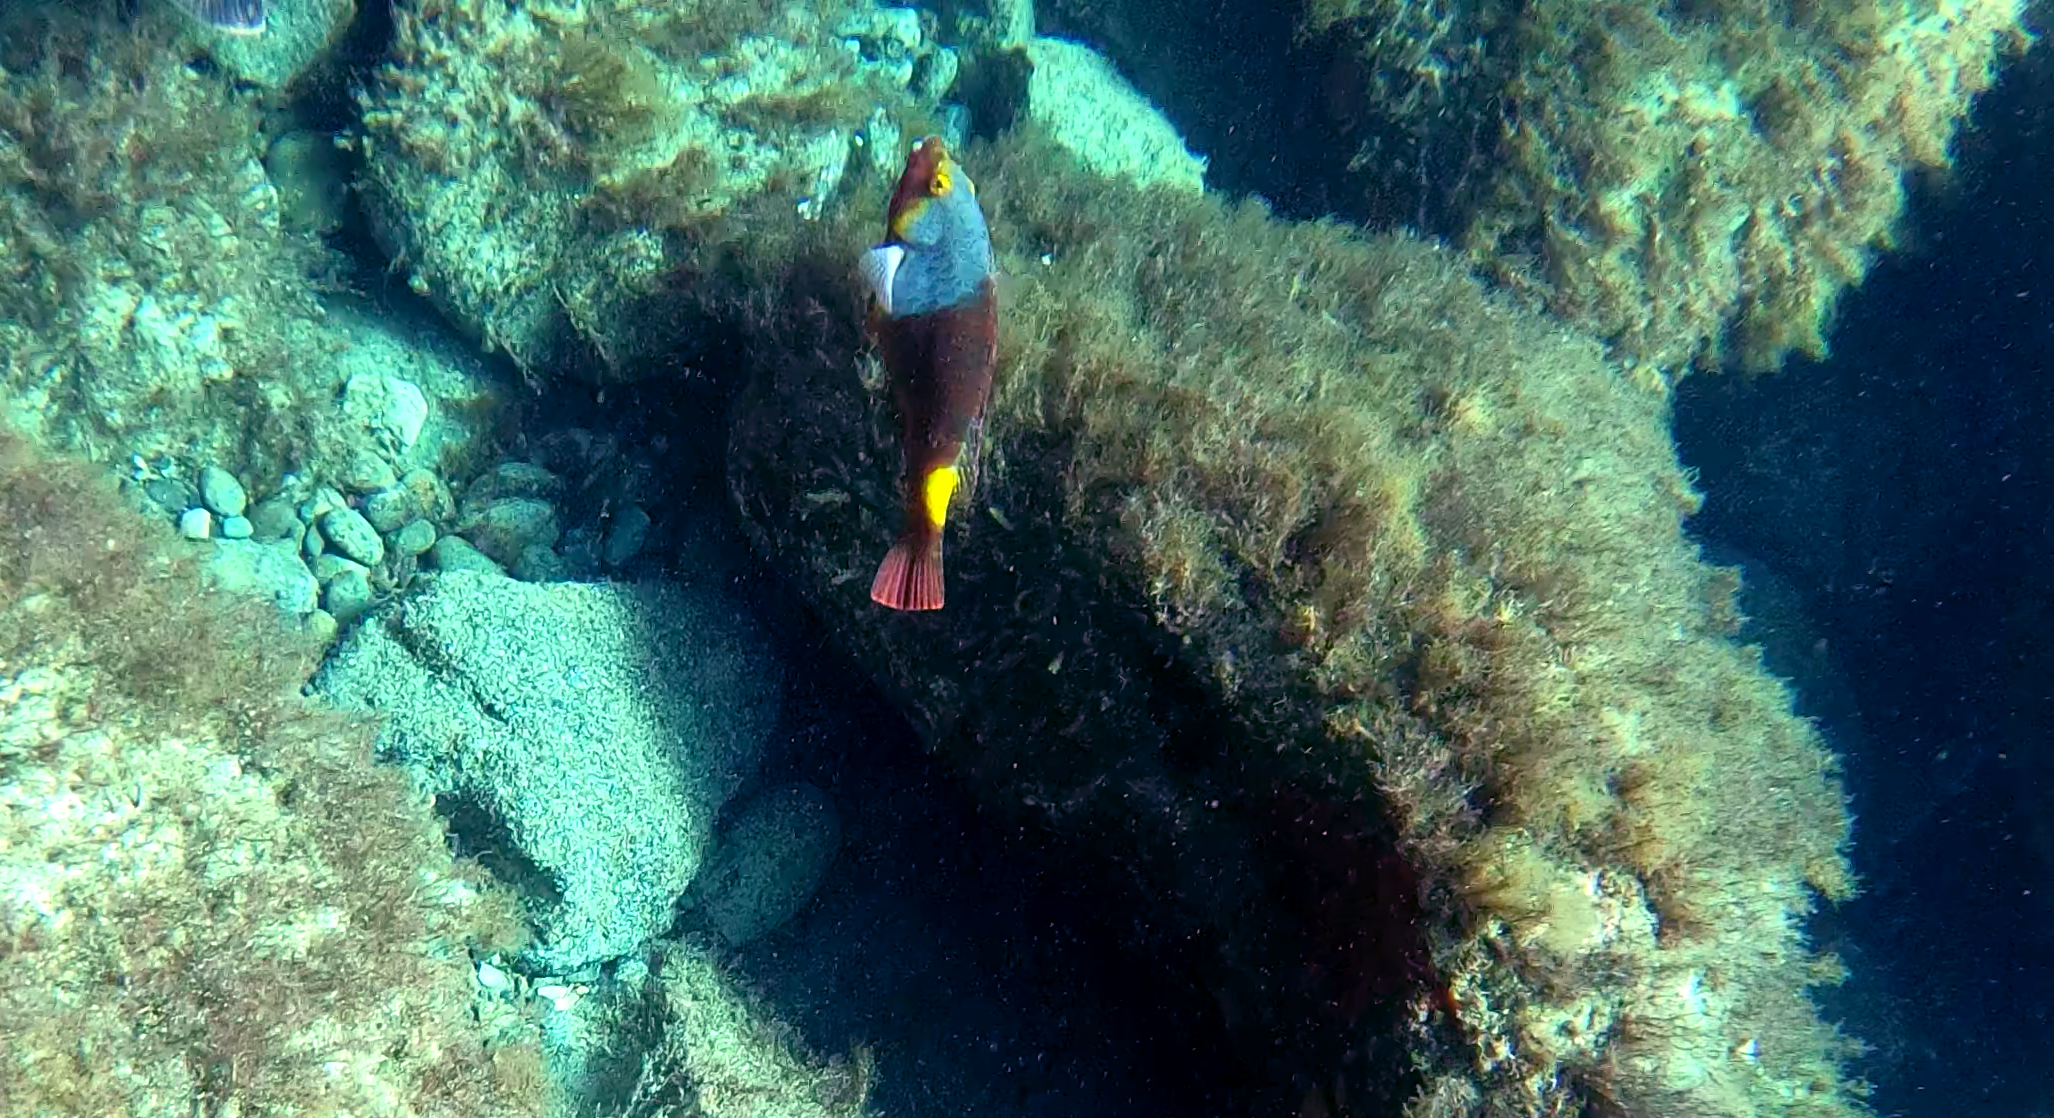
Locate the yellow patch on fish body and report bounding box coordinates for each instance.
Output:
[922,465,960,529]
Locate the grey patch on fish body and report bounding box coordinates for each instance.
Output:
[170,0,264,34]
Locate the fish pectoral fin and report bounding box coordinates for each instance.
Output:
[858,244,905,317]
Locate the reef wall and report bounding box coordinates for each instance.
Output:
[729,130,1862,1118]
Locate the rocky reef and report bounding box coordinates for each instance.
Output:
[3,0,2023,1113]
[1318,0,2030,376]
[0,434,547,1116]
[728,129,1861,1117]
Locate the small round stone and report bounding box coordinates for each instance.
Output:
[343,449,400,494]
[246,497,301,543]
[197,466,248,518]
[319,506,386,567]
[178,507,213,540]
[393,518,438,556]
[322,567,375,625]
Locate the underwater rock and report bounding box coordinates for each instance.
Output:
[1303,0,2029,374]
[393,518,438,557]
[727,129,1863,1118]
[685,782,841,948]
[602,503,653,568]
[342,371,433,456]
[0,11,346,482]
[464,461,563,510]
[264,129,355,236]
[459,497,561,568]
[341,448,400,495]
[319,505,386,567]
[245,495,302,544]
[197,466,248,518]
[942,0,1034,52]
[361,486,416,533]
[427,534,503,576]
[314,572,782,970]
[1024,37,1207,193]
[177,506,213,540]
[0,436,543,1118]
[357,0,962,374]
[205,537,320,615]
[143,476,201,518]
[321,564,374,626]
[202,0,356,90]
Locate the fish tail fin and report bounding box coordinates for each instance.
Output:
[870,532,945,611]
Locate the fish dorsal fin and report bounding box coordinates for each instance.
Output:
[859,244,905,317]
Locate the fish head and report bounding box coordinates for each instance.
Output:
[886,136,974,248]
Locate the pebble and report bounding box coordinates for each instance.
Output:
[393,518,437,556]
[602,503,652,567]
[319,506,386,567]
[144,477,198,516]
[459,498,560,566]
[322,566,374,625]
[536,984,584,1013]
[427,535,504,575]
[342,372,430,451]
[178,507,212,540]
[311,553,368,583]
[362,487,416,534]
[511,544,567,583]
[298,486,348,525]
[463,461,561,514]
[401,468,454,521]
[300,608,339,645]
[557,525,603,578]
[197,466,248,517]
[246,497,302,543]
[219,515,253,539]
[206,539,320,615]
[476,959,511,993]
[343,448,400,494]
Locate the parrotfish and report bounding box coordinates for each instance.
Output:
[858,137,1000,612]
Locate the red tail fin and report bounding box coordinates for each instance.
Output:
[870,533,945,611]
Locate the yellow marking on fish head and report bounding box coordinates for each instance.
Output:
[889,195,929,242]
[922,465,960,529]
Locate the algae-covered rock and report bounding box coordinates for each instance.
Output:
[0,5,324,475]
[610,945,873,1118]
[357,0,963,375]
[726,129,1862,1118]
[0,6,507,496]
[0,435,543,1118]
[202,0,356,90]
[1305,0,2030,375]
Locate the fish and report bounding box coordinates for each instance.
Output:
[858,136,1000,612]
[169,0,265,35]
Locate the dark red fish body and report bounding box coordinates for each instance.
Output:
[875,280,998,496]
